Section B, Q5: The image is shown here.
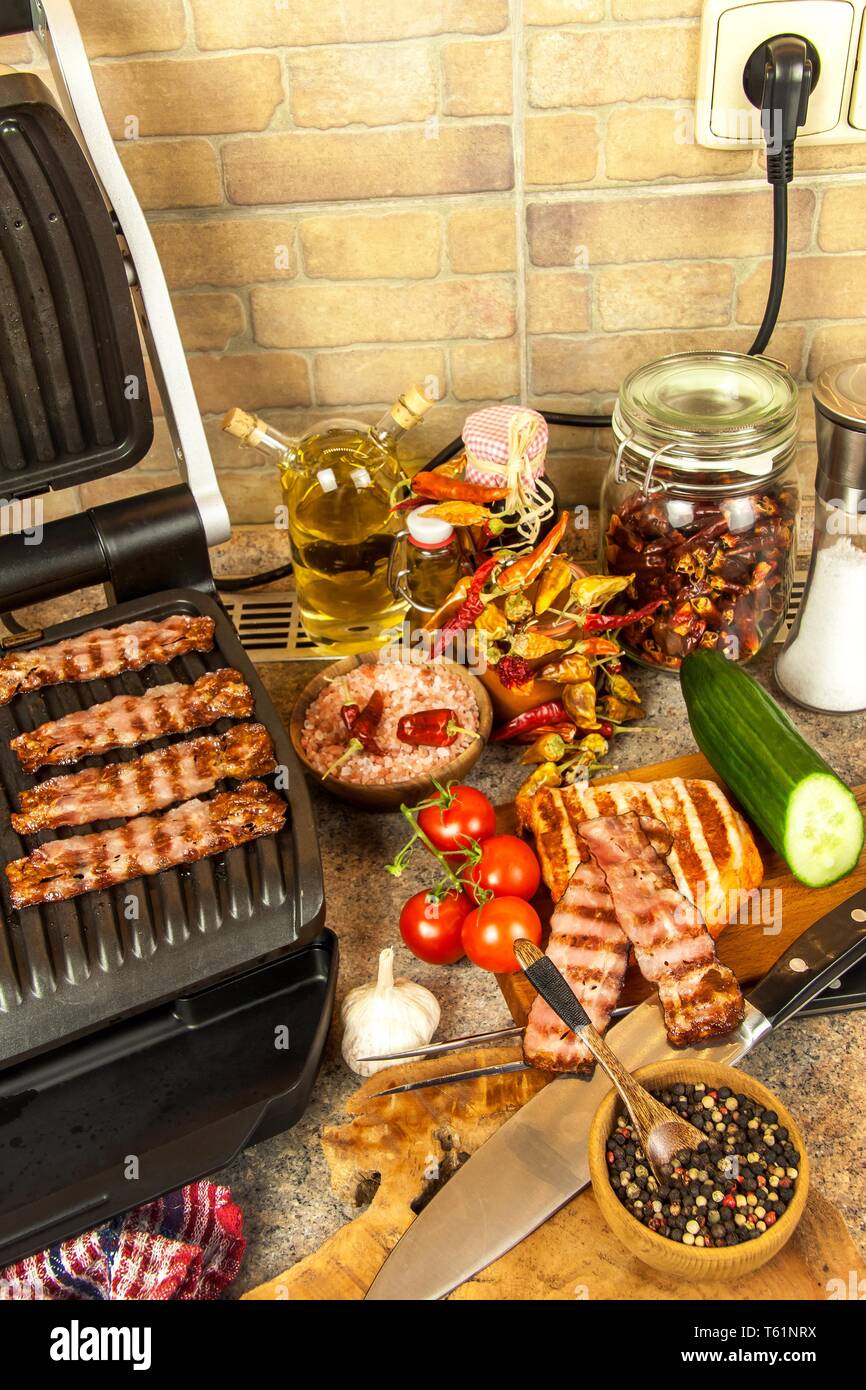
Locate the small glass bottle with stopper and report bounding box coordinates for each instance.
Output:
[388,504,470,633]
[222,386,434,653]
[776,359,866,713]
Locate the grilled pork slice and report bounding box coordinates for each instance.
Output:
[518,776,763,934]
[5,781,285,910]
[0,614,215,705]
[12,668,254,773]
[523,853,629,1073]
[11,724,275,834]
[578,813,745,1047]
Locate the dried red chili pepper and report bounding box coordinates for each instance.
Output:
[323,689,385,778]
[495,654,533,689]
[491,700,571,742]
[396,708,478,748]
[580,599,664,632]
[412,472,508,504]
[341,702,360,733]
[432,554,499,657]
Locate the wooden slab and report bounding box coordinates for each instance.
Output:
[496,751,866,1028]
[243,1047,864,1301]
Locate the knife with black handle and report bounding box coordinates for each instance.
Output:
[366,885,866,1301]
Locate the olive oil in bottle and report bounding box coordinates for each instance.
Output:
[223,386,434,653]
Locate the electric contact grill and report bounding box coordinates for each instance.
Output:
[0,0,336,1265]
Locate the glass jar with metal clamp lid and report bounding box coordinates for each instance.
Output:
[388,504,471,634]
[600,351,800,670]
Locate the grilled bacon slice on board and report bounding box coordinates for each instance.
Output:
[5,781,286,909]
[578,812,745,1047]
[11,724,276,834]
[0,615,215,705]
[522,853,629,1073]
[523,814,675,1073]
[12,669,253,774]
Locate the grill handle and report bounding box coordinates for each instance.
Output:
[0,484,214,613]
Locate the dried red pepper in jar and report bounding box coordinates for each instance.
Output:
[605,483,798,669]
[601,351,800,669]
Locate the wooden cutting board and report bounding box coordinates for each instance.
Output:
[496,751,866,1027]
[243,1045,864,1300]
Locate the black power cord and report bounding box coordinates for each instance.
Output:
[218,562,295,592]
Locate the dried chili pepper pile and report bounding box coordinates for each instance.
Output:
[422,511,655,794]
[605,483,798,669]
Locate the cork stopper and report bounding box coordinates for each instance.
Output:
[392,384,436,431]
[222,407,268,448]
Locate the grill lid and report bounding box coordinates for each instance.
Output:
[0,72,152,499]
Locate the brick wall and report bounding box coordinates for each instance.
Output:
[7,0,866,525]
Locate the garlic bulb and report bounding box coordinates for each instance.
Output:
[341,947,440,1078]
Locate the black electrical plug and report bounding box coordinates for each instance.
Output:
[743,33,819,354]
[743,33,820,182]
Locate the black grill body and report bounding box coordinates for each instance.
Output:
[0,593,336,1263]
[0,32,336,1271]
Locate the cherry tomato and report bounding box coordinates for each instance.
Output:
[467,834,541,902]
[417,784,496,855]
[399,888,471,965]
[461,896,542,973]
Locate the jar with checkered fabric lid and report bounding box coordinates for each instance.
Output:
[461,404,559,546]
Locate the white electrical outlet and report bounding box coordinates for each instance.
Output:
[696,0,866,147]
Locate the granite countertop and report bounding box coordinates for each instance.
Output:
[218,642,866,1299]
[13,526,864,1298]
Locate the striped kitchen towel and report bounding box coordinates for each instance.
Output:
[0,1182,245,1300]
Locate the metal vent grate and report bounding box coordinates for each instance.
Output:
[218,589,326,662]
[219,565,810,662]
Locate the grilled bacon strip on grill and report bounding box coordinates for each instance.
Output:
[11,724,276,834]
[578,813,745,1047]
[5,781,286,910]
[0,615,215,705]
[12,669,254,774]
[523,853,629,1074]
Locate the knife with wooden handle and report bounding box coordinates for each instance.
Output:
[365,886,866,1300]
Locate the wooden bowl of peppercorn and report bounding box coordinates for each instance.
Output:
[588,1060,810,1283]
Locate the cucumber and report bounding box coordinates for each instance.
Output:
[681,650,864,889]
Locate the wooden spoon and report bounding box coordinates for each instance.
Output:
[514,939,707,1183]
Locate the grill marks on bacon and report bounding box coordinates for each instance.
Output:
[523,854,629,1073]
[11,724,276,834]
[5,781,286,910]
[578,813,744,1047]
[0,615,215,705]
[11,669,254,773]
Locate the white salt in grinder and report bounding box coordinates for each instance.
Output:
[776,360,866,713]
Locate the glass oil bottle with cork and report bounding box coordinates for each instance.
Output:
[222,386,435,653]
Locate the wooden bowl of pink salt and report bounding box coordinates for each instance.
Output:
[290,652,492,809]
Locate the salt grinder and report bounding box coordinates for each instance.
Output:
[776,360,866,713]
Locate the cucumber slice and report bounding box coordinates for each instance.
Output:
[786,774,865,889]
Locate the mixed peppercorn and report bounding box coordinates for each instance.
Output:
[606,1081,800,1247]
